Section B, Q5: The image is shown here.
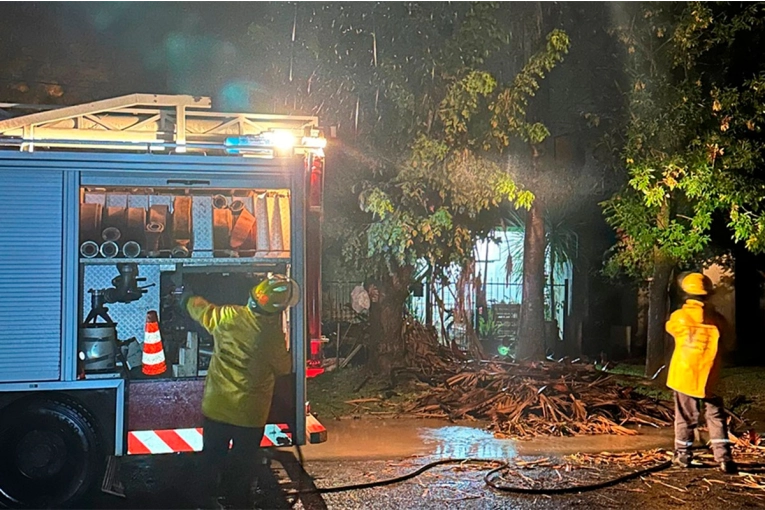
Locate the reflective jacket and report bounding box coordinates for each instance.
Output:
[186,297,292,428]
[665,299,722,399]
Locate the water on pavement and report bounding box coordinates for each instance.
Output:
[299,418,674,461]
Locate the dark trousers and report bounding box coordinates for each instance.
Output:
[674,391,732,462]
[202,417,265,507]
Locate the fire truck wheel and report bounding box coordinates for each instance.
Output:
[0,397,103,508]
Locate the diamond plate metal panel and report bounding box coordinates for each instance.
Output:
[82,264,161,344]
[84,193,106,205]
[148,195,173,208]
[106,194,129,207]
[128,195,149,208]
[192,196,212,256]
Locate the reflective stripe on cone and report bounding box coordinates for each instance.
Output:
[142,310,166,376]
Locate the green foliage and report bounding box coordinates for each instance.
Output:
[477,309,502,339]
[489,30,570,147]
[246,4,569,286]
[358,25,568,280]
[603,2,765,279]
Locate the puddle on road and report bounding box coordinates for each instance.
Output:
[299,418,673,461]
[420,425,518,459]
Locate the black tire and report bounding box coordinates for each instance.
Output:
[0,397,103,508]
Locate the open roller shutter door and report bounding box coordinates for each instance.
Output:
[0,169,63,382]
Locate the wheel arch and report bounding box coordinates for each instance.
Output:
[0,388,117,456]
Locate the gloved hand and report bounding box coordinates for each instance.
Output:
[172,284,194,309]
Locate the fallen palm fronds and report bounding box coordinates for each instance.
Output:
[400,318,673,438]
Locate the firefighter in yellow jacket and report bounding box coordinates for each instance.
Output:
[179,275,297,508]
[665,272,736,474]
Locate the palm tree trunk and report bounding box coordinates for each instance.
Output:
[516,198,546,360]
[549,249,556,325]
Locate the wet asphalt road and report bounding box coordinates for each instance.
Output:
[86,452,764,510]
[83,419,764,509]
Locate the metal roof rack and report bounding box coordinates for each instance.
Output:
[0,93,321,154]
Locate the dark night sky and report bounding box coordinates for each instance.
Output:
[0,2,276,108]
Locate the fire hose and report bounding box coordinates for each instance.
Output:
[287,445,673,497]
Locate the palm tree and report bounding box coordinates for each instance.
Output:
[503,203,580,354]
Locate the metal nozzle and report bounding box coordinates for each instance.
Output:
[100,241,120,258]
[80,241,99,259]
[229,200,245,214]
[171,244,190,258]
[212,195,229,209]
[145,222,165,233]
[102,227,122,242]
[122,241,142,258]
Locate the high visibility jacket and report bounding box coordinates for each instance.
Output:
[186,297,292,428]
[665,299,721,399]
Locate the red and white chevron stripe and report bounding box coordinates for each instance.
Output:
[127,424,292,455]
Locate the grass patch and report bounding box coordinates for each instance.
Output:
[718,366,765,417]
[606,363,765,416]
[718,367,765,403]
[604,363,673,402]
[604,363,645,377]
[306,367,422,419]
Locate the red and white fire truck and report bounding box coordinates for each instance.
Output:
[0,94,326,507]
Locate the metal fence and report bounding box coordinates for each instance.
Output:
[322,281,364,322]
[323,279,569,330]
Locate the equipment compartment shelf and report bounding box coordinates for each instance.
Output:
[79,256,288,266]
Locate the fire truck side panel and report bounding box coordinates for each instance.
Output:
[0,152,309,455]
[0,167,65,382]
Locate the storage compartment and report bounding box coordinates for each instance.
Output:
[78,186,291,260]
[77,185,292,380]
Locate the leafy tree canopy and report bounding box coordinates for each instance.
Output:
[247,3,569,282]
[603,1,765,279]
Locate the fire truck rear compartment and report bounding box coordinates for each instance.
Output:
[78,185,292,381]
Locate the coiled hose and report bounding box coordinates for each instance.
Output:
[289,446,672,497]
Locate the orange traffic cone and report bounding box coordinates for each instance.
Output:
[142,310,166,376]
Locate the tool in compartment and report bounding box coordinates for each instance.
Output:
[100,240,119,258]
[172,196,193,257]
[80,240,99,258]
[145,204,169,256]
[79,263,153,375]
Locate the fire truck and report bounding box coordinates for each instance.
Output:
[0,94,327,507]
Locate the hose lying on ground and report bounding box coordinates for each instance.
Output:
[288,446,673,496]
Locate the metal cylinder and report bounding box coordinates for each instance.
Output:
[122,241,142,258]
[229,199,245,214]
[212,194,229,209]
[79,324,117,372]
[80,241,99,259]
[79,203,103,244]
[171,244,190,258]
[102,227,122,242]
[100,241,119,258]
[144,222,165,255]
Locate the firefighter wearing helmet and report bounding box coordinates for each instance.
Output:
[665,272,736,474]
[178,275,298,508]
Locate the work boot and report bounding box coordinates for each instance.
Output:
[672,452,692,468]
[719,460,738,475]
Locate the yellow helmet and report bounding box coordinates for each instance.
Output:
[249,275,300,315]
[680,272,711,296]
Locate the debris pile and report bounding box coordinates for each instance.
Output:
[400,318,674,438]
[567,449,672,468]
